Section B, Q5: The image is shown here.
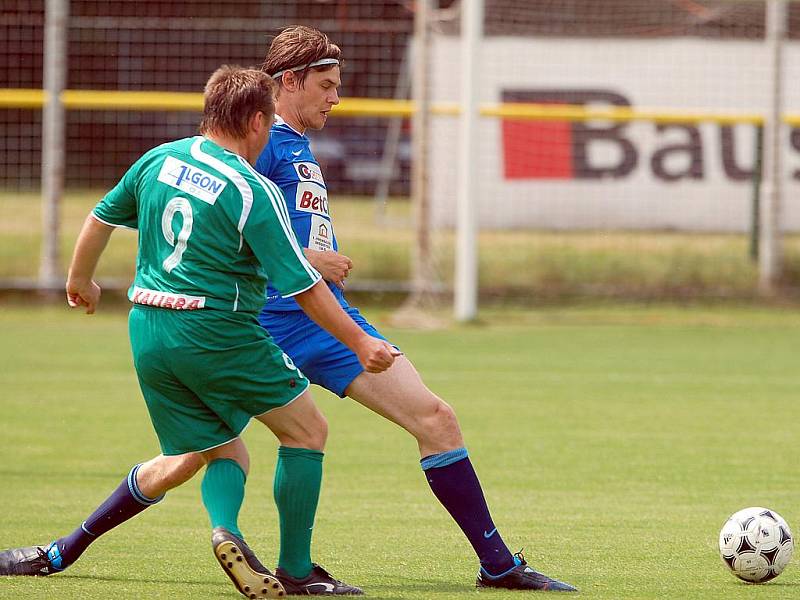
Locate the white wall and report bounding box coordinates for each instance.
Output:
[429,36,800,231]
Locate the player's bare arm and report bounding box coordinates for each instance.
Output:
[302,248,353,289]
[294,280,398,373]
[65,215,115,314]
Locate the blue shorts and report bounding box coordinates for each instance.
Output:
[258,307,391,397]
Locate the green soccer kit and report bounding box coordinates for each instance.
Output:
[93,136,321,454]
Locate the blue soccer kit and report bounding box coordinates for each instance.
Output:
[255,117,389,396]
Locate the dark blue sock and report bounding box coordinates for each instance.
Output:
[422,448,515,575]
[46,463,163,570]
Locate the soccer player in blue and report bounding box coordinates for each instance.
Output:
[0,26,577,596]
[254,26,576,594]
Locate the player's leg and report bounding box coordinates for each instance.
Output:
[280,313,512,573]
[139,307,289,598]
[255,311,362,594]
[264,306,575,590]
[255,391,362,596]
[167,309,353,596]
[137,451,206,498]
[345,355,462,454]
[0,449,204,576]
[344,357,517,567]
[200,438,250,539]
[263,309,459,453]
[0,303,208,577]
[47,452,205,570]
[132,318,283,599]
[346,359,575,591]
[198,437,285,599]
[265,309,520,579]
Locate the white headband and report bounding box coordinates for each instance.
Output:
[271,58,340,80]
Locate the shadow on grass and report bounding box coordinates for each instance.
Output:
[359,576,472,596]
[726,580,800,589]
[57,572,226,588]
[57,572,472,596]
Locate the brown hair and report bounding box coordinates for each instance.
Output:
[262,25,342,85]
[198,65,276,139]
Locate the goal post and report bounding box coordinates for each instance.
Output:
[39,0,68,290]
[454,0,483,322]
[759,0,788,293]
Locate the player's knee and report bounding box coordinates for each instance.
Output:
[157,453,204,488]
[170,453,205,485]
[433,400,460,435]
[419,400,462,449]
[279,412,328,450]
[137,452,203,496]
[305,414,328,450]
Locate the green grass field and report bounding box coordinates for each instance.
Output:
[1,302,800,599]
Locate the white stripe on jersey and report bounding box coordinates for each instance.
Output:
[236,155,319,282]
[90,211,137,231]
[190,137,251,251]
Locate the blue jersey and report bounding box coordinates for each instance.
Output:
[256,117,346,311]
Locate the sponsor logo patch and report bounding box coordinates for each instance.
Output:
[295,182,329,216]
[132,286,206,310]
[309,214,333,252]
[293,161,325,186]
[157,156,226,205]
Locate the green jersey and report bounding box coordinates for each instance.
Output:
[93,136,320,313]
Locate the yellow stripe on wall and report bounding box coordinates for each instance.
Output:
[0,88,797,126]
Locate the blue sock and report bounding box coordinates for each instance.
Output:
[46,463,163,570]
[421,448,515,575]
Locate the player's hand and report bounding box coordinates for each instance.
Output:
[355,337,403,373]
[66,278,102,314]
[306,249,353,290]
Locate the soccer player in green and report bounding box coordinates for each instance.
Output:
[0,65,397,599]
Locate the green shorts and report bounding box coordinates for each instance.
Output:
[128,305,309,456]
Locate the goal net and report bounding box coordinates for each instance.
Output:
[423,0,800,301]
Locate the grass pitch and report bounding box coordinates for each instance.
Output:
[1,302,799,599]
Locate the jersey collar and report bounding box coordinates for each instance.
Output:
[274,114,306,138]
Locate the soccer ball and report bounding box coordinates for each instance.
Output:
[718,507,794,583]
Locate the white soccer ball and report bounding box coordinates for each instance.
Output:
[719,507,794,583]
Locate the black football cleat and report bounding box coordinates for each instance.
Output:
[0,544,58,576]
[212,527,285,599]
[476,551,577,592]
[275,563,364,595]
